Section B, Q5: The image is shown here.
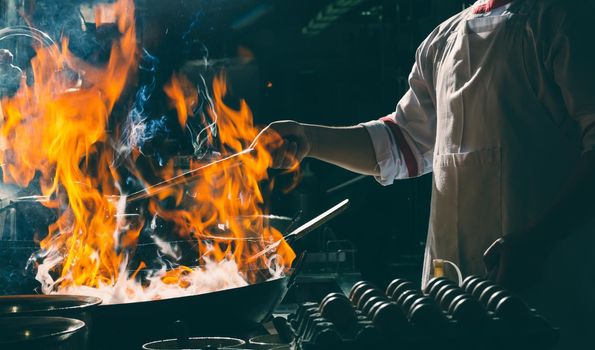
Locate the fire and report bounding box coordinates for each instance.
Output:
[153,73,296,285]
[0,0,295,303]
[163,73,197,129]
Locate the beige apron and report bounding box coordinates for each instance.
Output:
[420,2,595,347]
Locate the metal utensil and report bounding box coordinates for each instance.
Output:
[126,148,255,203]
[248,199,350,261]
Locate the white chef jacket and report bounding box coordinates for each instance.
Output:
[363,0,595,347]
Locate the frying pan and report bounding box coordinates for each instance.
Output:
[90,199,349,349]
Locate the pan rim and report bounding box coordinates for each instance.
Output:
[0,294,102,315]
[0,316,86,345]
[93,272,291,308]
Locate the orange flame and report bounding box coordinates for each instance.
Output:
[152,72,296,285]
[163,73,197,129]
[1,0,138,290]
[0,0,295,303]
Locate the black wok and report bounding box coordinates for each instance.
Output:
[90,200,348,349]
[0,294,102,349]
[0,316,87,350]
[91,271,295,349]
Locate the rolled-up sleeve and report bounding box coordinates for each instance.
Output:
[362,36,438,185]
[544,0,595,151]
[361,118,409,185]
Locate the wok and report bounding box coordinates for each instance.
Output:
[0,316,87,350]
[0,294,102,349]
[92,273,293,349]
[91,271,293,349]
[91,199,349,349]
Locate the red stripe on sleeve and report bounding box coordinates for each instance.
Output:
[380,117,419,178]
[472,0,513,14]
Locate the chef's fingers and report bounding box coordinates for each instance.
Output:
[272,142,289,169]
[272,140,299,169]
[254,121,300,146]
[281,141,298,169]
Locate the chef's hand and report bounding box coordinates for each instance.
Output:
[253,120,311,169]
[483,230,551,291]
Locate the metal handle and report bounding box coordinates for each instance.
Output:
[284,199,350,244]
[247,199,350,262]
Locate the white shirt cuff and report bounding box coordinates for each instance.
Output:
[361,120,409,185]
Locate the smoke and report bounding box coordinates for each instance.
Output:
[176,6,220,159]
[0,1,110,64]
[117,48,218,162]
[188,74,218,159]
[181,7,207,61]
[117,48,170,160]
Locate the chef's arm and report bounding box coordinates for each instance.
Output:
[533,150,595,248]
[304,123,380,175]
[262,120,380,176]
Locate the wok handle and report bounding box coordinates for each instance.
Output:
[284,199,350,244]
[284,210,304,234]
[287,251,307,289]
[246,200,349,263]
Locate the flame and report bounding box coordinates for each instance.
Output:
[152,73,296,285]
[163,73,197,129]
[0,0,296,303]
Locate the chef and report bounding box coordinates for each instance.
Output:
[256,0,595,347]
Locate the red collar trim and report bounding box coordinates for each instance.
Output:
[473,0,514,14]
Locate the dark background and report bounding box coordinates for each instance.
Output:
[0,0,473,286]
[139,0,469,285]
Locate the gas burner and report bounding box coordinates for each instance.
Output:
[278,276,558,350]
[142,335,291,350]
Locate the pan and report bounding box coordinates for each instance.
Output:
[90,199,349,349]
[91,269,294,349]
[0,316,87,350]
